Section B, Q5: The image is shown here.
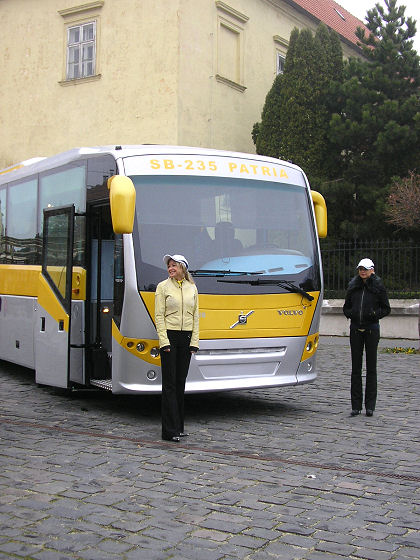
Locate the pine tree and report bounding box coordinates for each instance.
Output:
[253,25,343,185]
[328,0,420,237]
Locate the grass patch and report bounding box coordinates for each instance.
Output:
[382,347,420,354]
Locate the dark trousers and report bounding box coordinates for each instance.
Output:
[160,330,192,439]
[350,327,380,411]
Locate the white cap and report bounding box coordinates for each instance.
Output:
[163,254,189,269]
[357,258,374,270]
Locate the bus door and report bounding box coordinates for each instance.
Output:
[35,205,83,388]
[87,203,115,388]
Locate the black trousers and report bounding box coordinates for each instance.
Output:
[160,330,192,439]
[350,327,380,411]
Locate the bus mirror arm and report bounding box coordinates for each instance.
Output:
[107,175,136,234]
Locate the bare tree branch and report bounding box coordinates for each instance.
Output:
[385,172,420,231]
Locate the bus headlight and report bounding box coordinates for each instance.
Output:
[150,347,160,358]
[136,342,145,352]
[147,370,157,380]
[306,341,313,352]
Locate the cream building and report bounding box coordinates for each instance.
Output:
[0,0,364,169]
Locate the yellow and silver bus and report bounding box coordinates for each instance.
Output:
[0,145,327,393]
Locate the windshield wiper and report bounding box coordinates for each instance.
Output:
[218,278,314,301]
[190,269,261,277]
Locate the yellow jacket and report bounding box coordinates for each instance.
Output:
[155,277,199,349]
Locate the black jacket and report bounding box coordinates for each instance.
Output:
[343,274,391,329]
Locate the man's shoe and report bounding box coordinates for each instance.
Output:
[366,409,374,417]
[350,409,361,417]
[179,432,189,437]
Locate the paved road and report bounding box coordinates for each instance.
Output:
[0,336,419,560]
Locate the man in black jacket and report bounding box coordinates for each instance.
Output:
[343,258,391,417]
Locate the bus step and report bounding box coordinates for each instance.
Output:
[90,379,113,391]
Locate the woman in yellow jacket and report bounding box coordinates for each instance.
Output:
[155,254,199,442]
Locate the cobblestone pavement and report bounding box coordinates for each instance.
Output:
[0,336,419,560]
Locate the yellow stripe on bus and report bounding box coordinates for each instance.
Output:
[140,291,319,339]
[37,274,69,332]
[0,164,23,175]
[0,265,86,299]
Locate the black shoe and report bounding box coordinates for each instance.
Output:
[366,409,374,417]
[179,432,189,437]
[162,435,180,442]
[350,409,361,417]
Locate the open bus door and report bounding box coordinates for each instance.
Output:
[35,204,83,388]
[87,203,114,389]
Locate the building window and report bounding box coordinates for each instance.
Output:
[218,21,242,84]
[276,52,286,75]
[273,35,288,77]
[66,21,96,80]
[215,1,248,92]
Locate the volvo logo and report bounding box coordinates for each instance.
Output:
[278,309,303,316]
[230,310,254,329]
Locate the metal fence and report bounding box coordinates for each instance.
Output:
[320,239,420,299]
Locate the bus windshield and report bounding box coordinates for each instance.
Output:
[131,175,320,294]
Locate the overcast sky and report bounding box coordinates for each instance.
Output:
[336,0,420,53]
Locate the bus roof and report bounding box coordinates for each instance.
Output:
[0,145,305,186]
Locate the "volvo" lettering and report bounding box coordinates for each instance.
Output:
[277,310,304,316]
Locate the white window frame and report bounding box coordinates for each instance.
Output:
[66,21,96,80]
[276,52,286,75]
[273,35,288,77]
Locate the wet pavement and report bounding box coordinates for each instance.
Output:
[0,336,419,559]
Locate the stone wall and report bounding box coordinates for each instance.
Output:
[320,300,420,340]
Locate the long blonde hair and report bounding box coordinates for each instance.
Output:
[178,261,195,284]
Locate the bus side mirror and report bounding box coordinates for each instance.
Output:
[107,175,136,234]
[311,190,327,238]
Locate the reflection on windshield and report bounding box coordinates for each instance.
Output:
[190,269,259,276]
[200,253,311,276]
[131,175,319,293]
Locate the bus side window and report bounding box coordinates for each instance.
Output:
[7,178,38,265]
[0,188,6,264]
